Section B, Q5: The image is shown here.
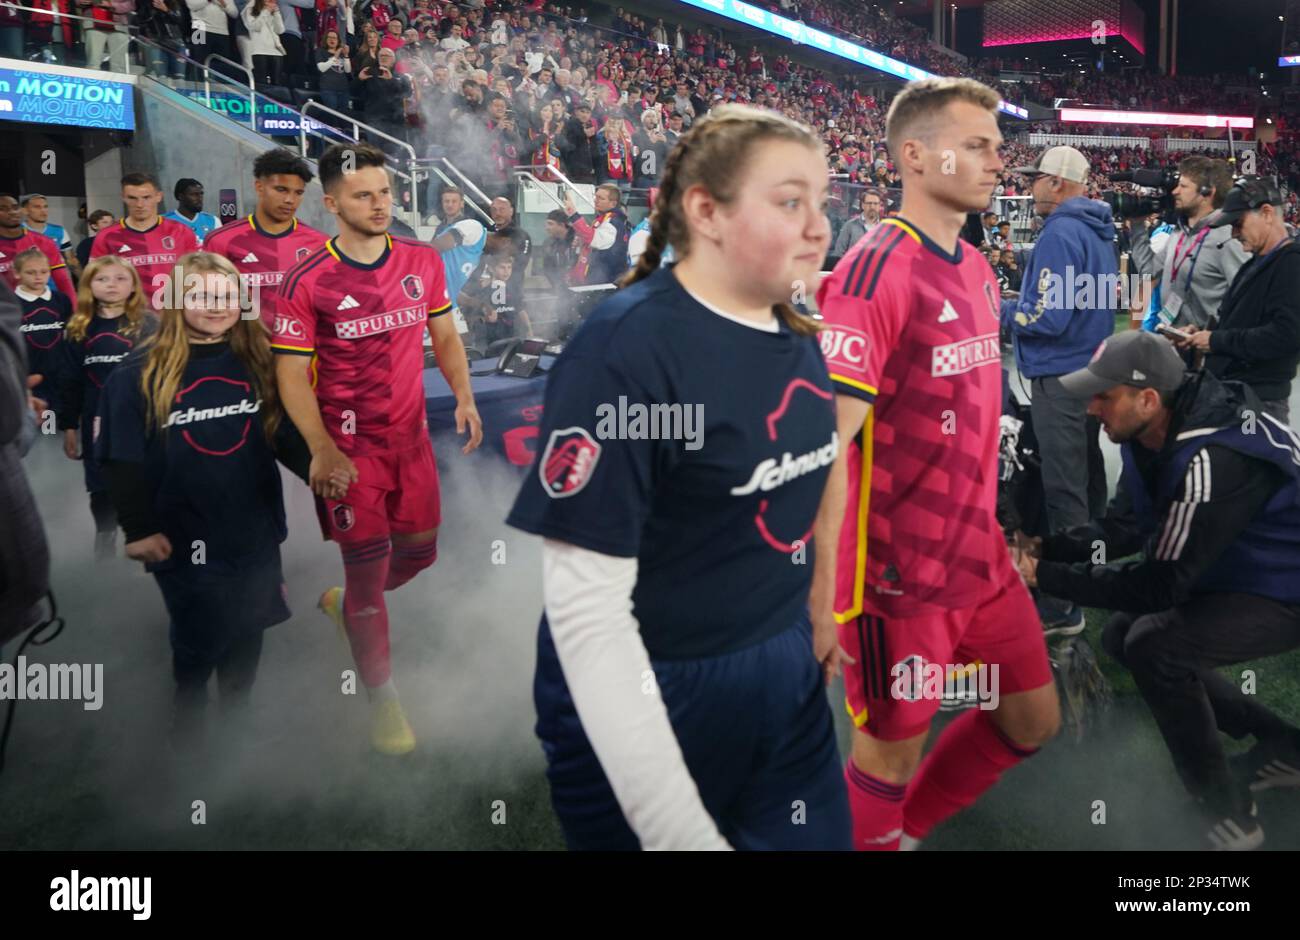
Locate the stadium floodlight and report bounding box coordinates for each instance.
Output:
[673,0,1030,118]
[1058,108,1254,130]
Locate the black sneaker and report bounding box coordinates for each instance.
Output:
[1037,597,1085,637]
[1229,732,1300,793]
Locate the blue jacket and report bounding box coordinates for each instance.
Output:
[1000,197,1119,378]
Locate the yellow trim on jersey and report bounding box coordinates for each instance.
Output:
[845,698,869,729]
[428,301,453,317]
[270,342,315,354]
[325,233,392,261]
[830,373,878,397]
[880,217,922,243]
[834,409,874,625]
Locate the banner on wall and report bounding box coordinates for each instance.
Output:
[177,89,337,135]
[0,65,134,130]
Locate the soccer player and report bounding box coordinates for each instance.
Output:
[162,178,222,244]
[812,77,1060,851]
[507,105,851,850]
[21,193,77,275]
[90,173,200,312]
[273,142,483,756]
[98,252,294,748]
[0,194,76,303]
[203,149,326,329]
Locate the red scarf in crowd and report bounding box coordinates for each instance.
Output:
[605,138,632,181]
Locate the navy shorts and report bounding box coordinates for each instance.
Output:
[534,612,852,851]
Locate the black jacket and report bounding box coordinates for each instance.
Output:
[1037,372,1289,613]
[558,115,598,183]
[1205,239,1300,402]
[0,282,50,643]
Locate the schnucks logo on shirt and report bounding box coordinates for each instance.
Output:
[165,376,260,456]
[930,333,1000,378]
[334,304,425,339]
[539,427,601,498]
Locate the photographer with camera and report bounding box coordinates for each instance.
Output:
[1016,331,1300,850]
[1126,156,1249,334]
[1167,176,1300,425]
[1001,146,1118,633]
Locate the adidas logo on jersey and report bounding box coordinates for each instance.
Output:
[337,295,360,310]
[242,252,260,263]
[938,299,959,323]
[118,245,131,253]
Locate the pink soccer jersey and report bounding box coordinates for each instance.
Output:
[203,215,327,327]
[0,228,76,302]
[272,234,453,457]
[816,217,1008,621]
[90,216,199,309]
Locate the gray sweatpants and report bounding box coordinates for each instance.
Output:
[1030,374,1107,531]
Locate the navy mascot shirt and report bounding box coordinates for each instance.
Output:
[96,344,287,575]
[507,266,837,659]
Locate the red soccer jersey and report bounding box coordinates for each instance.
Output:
[0,229,76,303]
[203,215,327,328]
[816,217,1008,620]
[89,216,199,310]
[272,234,453,457]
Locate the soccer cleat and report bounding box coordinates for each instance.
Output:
[1205,802,1264,851]
[370,698,416,756]
[318,586,348,643]
[1229,733,1300,793]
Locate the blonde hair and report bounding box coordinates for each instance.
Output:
[619,103,822,337]
[885,77,1001,160]
[67,255,148,342]
[139,252,281,441]
[12,247,48,274]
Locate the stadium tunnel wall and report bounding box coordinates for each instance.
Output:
[123,79,337,237]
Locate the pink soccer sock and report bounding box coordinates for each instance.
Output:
[340,538,393,688]
[384,538,437,591]
[902,709,1037,840]
[845,761,907,851]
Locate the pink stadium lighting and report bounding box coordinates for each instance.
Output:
[983,28,1145,55]
[1058,108,1254,129]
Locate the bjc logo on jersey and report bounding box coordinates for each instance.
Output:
[401,275,424,301]
[819,326,869,369]
[539,427,601,498]
[274,316,305,339]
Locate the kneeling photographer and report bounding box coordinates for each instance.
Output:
[1014,332,1300,850]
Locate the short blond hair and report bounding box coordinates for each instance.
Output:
[885,77,1001,159]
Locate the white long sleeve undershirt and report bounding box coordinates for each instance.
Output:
[541,538,730,851]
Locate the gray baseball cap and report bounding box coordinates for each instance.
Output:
[1059,331,1186,397]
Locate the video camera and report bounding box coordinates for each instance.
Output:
[1100,167,1179,218]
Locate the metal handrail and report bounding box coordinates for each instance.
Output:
[433,157,495,209]
[415,160,494,228]
[204,54,255,122]
[512,167,596,213]
[298,99,423,223]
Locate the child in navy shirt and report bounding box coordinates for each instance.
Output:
[56,255,151,560]
[508,106,852,850]
[97,252,306,747]
[12,247,72,415]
